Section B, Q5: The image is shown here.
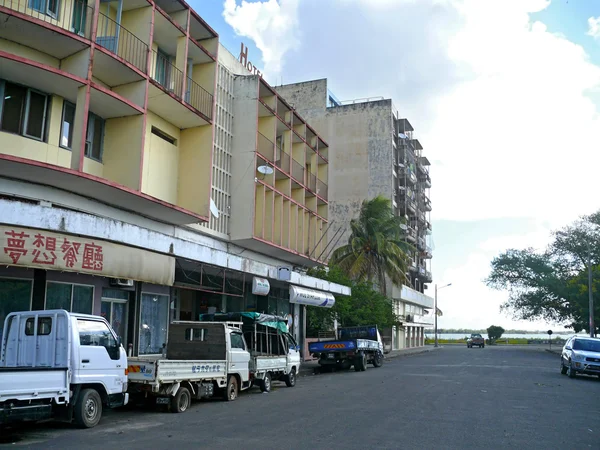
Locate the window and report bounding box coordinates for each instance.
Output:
[0,81,48,140]
[45,282,93,314]
[139,293,170,355]
[72,0,87,35]
[230,332,245,350]
[185,328,208,341]
[0,279,33,337]
[151,126,177,145]
[77,319,120,360]
[60,101,75,149]
[85,113,105,161]
[25,317,52,336]
[28,0,59,18]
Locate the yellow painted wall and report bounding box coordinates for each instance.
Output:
[60,49,90,79]
[178,125,212,216]
[82,157,103,177]
[141,112,180,204]
[112,80,146,108]
[191,61,216,96]
[0,39,59,68]
[121,7,153,46]
[0,96,70,168]
[102,115,144,189]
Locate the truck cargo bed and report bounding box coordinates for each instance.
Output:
[308,339,381,353]
[128,358,227,384]
[0,369,68,402]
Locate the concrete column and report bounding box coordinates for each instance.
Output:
[70,85,89,171]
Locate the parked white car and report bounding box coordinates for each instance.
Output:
[560,336,600,379]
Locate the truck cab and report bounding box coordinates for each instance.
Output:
[1,309,129,428]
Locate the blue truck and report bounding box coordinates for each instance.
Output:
[308,325,384,372]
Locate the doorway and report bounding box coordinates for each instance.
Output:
[101,288,129,343]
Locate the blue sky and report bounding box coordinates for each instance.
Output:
[191,0,600,331]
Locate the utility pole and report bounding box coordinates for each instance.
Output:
[587,241,595,338]
[434,283,452,347]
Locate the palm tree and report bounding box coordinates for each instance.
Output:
[330,195,413,295]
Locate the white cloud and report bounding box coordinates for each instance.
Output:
[222,0,300,80]
[588,16,600,40]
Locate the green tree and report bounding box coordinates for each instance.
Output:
[486,325,505,344]
[486,212,600,334]
[330,195,413,295]
[305,265,400,335]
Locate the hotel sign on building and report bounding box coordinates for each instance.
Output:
[1,226,175,286]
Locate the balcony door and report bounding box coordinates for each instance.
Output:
[155,49,173,92]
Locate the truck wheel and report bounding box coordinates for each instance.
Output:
[170,387,191,413]
[481,344,485,348]
[74,388,103,429]
[372,352,383,368]
[285,369,296,387]
[261,373,272,392]
[224,376,238,401]
[354,353,367,372]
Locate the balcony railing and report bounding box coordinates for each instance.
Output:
[151,50,183,99]
[185,77,213,120]
[317,179,328,200]
[96,12,148,72]
[291,158,304,183]
[257,133,275,161]
[275,149,291,173]
[0,0,93,39]
[306,172,317,192]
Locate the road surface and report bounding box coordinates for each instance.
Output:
[2,346,599,449]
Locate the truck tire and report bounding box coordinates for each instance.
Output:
[354,353,367,372]
[224,376,238,401]
[170,386,191,413]
[261,373,272,392]
[372,352,383,368]
[74,388,103,429]
[285,369,296,387]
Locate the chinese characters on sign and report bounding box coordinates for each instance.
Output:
[3,229,103,272]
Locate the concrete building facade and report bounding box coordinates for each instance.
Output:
[0,1,348,359]
[275,79,434,349]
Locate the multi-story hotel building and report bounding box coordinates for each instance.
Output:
[275,79,434,349]
[0,0,347,358]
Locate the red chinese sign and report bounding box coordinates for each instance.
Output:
[3,229,103,273]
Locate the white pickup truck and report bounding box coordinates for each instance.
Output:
[127,321,252,413]
[0,309,129,429]
[201,312,301,392]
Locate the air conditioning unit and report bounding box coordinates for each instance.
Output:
[110,278,134,287]
[406,314,413,322]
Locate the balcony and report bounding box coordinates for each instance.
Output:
[185,77,213,120]
[406,225,417,243]
[148,50,211,129]
[291,157,304,183]
[419,171,431,188]
[423,246,433,259]
[306,172,317,193]
[410,313,434,326]
[0,0,93,59]
[421,195,432,212]
[417,237,426,251]
[93,12,148,86]
[275,149,291,174]
[257,132,275,161]
[317,179,328,201]
[0,154,205,225]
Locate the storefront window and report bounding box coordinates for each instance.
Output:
[46,282,93,314]
[139,293,169,355]
[0,278,32,336]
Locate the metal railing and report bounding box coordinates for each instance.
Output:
[96,12,148,72]
[0,0,93,39]
[317,179,328,200]
[306,172,317,192]
[257,133,275,161]
[291,158,304,183]
[185,77,213,120]
[275,149,291,173]
[151,50,183,99]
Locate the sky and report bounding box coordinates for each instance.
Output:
[190,0,600,332]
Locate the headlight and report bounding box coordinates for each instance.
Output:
[571,352,584,361]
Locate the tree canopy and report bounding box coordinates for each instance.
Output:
[305,265,401,336]
[330,195,412,295]
[487,325,505,343]
[486,212,600,334]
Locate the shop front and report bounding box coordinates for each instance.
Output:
[0,225,175,347]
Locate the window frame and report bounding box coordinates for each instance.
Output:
[138,291,171,355]
[60,100,76,150]
[44,281,95,314]
[0,277,34,334]
[84,112,105,162]
[28,0,60,19]
[0,80,49,142]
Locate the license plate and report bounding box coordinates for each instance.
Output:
[156,397,170,405]
[327,354,335,359]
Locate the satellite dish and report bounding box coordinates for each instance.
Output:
[257,165,274,175]
[209,198,219,218]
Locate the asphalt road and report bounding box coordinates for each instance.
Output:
[2,346,600,449]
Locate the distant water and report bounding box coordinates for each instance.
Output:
[429,333,572,340]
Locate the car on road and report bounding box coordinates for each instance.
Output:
[560,336,600,379]
[467,333,485,348]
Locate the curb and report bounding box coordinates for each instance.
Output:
[545,349,561,355]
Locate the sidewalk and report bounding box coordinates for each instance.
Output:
[299,345,441,377]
